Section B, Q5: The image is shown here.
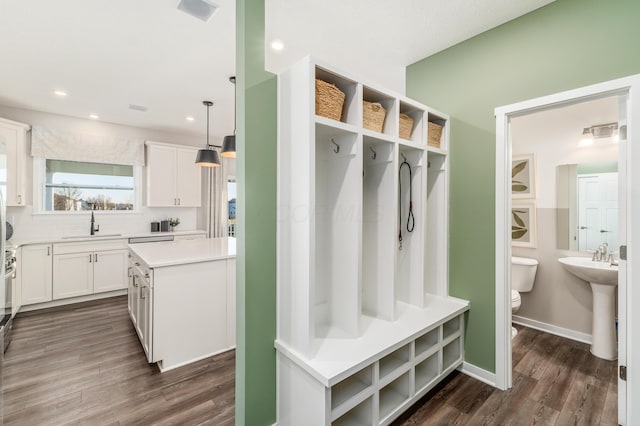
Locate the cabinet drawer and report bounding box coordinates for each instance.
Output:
[54,239,128,254]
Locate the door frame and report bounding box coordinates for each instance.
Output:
[494,74,640,425]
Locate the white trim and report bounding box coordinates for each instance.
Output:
[495,74,640,426]
[18,289,127,312]
[513,316,592,345]
[459,362,496,387]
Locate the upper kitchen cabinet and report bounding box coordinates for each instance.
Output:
[0,117,31,206]
[145,141,201,207]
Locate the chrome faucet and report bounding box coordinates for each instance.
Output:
[592,242,609,262]
[90,210,100,235]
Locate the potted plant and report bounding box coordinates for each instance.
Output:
[169,217,180,231]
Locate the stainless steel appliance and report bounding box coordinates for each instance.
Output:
[2,246,16,352]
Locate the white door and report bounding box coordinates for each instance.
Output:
[175,147,202,207]
[93,249,128,293]
[52,252,93,299]
[20,244,53,305]
[578,173,618,252]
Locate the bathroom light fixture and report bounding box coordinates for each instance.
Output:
[195,101,221,167]
[580,122,618,146]
[221,76,236,158]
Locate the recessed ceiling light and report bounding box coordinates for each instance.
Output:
[270,39,284,51]
[89,114,99,120]
[186,116,195,122]
[53,90,67,97]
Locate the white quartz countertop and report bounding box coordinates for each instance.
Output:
[128,237,236,268]
[8,229,207,247]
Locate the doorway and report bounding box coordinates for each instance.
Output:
[495,74,640,425]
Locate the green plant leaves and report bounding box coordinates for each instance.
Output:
[512,160,527,178]
[512,209,528,240]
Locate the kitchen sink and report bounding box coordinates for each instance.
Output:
[61,233,123,239]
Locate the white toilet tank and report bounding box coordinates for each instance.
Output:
[512,256,538,292]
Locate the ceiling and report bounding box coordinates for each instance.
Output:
[0,0,555,139]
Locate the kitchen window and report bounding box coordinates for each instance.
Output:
[41,159,136,212]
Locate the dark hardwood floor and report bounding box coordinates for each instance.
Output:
[1,296,234,426]
[2,298,618,425]
[394,324,618,426]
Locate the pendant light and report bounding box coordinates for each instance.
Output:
[221,76,236,158]
[195,100,221,167]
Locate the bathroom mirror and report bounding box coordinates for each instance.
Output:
[556,161,618,252]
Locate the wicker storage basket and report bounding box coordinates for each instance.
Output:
[315,79,345,121]
[428,122,443,148]
[363,101,386,133]
[399,113,414,140]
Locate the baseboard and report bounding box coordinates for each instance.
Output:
[18,290,127,313]
[513,315,592,344]
[459,362,497,387]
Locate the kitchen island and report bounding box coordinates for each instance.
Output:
[127,237,236,371]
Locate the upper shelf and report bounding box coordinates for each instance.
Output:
[311,57,449,153]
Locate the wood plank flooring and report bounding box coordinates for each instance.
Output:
[394,324,618,426]
[1,298,618,425]
[1,296,234,426]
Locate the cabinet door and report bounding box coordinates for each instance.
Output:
[52,252,93,299]
[0,120,28,206]
[93,249,128,293]
[175,147,202,207]
[139,283,153,361]
[127,262,135,322]
[21,244,53,305]
[146,144,177,207]
[130,274,140,329]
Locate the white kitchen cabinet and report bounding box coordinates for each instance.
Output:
[145,141,201,207]
[53,240,128,300]
[52,252,94,299]
[93,249,128,293]
[276,57,468,425]
[128,254,139,328]
[0,117,30,206]
[20,244,53,305]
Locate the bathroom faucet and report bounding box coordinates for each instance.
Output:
[90,210,100,235]
[592,243,609,262]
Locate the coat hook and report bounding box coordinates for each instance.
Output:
[331,138,340,154]
[369,146,377,160]
[401,153,407,163]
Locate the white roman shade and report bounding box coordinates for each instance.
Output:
[31,126,145,166]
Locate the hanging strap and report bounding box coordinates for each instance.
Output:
[399,159,415,250]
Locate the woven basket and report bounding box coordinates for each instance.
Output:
[428,122,443,148]
[315,79,345,121]
[363,101,386,133]
[399,113,414,140]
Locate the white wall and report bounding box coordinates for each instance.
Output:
[511,95,619,337]
[1,105,215,241]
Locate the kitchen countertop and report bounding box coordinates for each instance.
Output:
[128,237,236,268]
[7,229,207,247]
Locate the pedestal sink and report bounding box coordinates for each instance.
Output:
[558,257,618,360]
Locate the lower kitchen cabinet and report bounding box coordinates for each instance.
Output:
[20,244,53,305]
[53,247,128,300]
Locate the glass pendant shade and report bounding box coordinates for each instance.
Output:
[221,135,236,158]
[195,147,221,167]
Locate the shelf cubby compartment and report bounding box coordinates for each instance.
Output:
[314,130,362,339]
[442,337,462,371]
[316,66,360,127]
[362,85,397,138]
[333,396,373,426]
[379,371,410,422]
[331,366,374,412]
[443,316,461,340]
[414,328,439,357]
[399,101,425,145]
[427,113,447,151]
[362,138,396,321]
[396,146,426,308]
[379,343,411,380]
[415,352,439,393]
[425,152,448,296]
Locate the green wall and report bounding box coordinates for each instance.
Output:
[236,0,277,424]
[407,0,640,372]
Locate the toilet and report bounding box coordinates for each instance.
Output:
[511,256,538,338]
